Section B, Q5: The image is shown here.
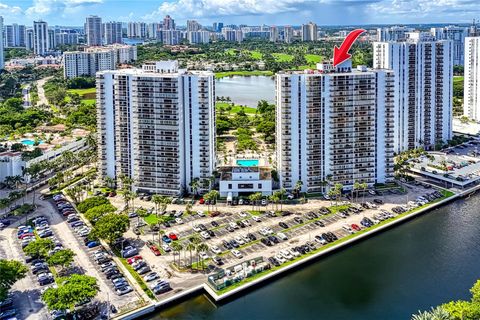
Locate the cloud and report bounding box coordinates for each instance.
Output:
[368,0,480,20]
[144,0,309,20]
[26,0,103,17]
[0,2,23,15]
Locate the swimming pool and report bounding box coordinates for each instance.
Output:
[236,159,259,167]
[21,139,43,146]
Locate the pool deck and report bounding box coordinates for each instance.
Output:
[116,184,480,320]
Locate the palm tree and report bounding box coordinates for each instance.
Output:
[209,190,219,211]
[0,198,10,216]
[152,194,162,216]
[4,176,14,189]
[361,182,368,204]
[196,243,209,270]
[248,192,262,211]
[171,241,183,266]
[334,183,343,204]
[353,181,361,203]
[278,188,286,211]
[25,162,42,206]
[293,180,303,197]
[185,242,196,267]
[411,307,451,320]
[189,178,200,198]
[158,230,166,247]
[105,176,115,189]
[120,175,134,191]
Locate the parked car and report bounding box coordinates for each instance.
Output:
[149,245,161,256]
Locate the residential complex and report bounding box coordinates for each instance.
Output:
[302,22,318,41]
[103,21,123,44]
[63,44,137,78]
[373,32,453,152]
[376,26,414,41]
[463,37,480,121]
[96,61,216,195]
[3,23,26,48]
[276,61,395,193]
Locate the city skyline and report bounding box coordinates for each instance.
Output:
[1,0,479,26]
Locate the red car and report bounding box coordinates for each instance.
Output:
[168,232,178,241]
[351,224,361,232]
[18,232,34,239]
[127,255,142,264]
[150,245,161,256]
[199,198,205,204]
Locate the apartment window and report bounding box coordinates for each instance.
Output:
[228,184,232,189]
[258,183,262,189]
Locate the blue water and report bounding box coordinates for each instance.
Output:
[236,159,259,167]
[21,139,43,146]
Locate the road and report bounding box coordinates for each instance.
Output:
[36,76,53,106]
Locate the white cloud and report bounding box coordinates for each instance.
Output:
[144,0,308,20]
[26,0,103,17]
[0,2,23,15]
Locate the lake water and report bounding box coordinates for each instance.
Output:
[215,76,275,108]
[148,194,480,320]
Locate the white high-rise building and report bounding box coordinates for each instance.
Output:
[464,37,480,121]
[377,26,414,42]
[25,28,34,51]
[85,15,102,46]
[55,29,79,46]
[0,17,4,70]
[127,22,147,39]
[103,21,123,44]
[187,30,210,44]
[186,20,201,32]
[283,26,293,43]
[162,30,181,45]
[301,22,317,41]
[163,15,175,30]
[269,26,279,42]
[276,61,395,193]
[4,24,26,47]
[97,61,216,195]
[374,32,454,152]
[431,25,469,65]
[147,23,161,40]
[63,44,136,78]
[33,21,49,55]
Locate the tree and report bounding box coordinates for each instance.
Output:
[42,274,99,312]
[294,180,303,197]
[92,213,129,243]
[185,242,196,267]
[353,181,361,203]
[84,204,117,224]
[190,178,200,197]
[77,196,110,213]
[25,162,43,206]
[196,243,209,270]
[171,241,183,266]
[23,238,54,258]
[0,259,28,301]
[248,192,262,211]
[46,249,75,270]
[411,307,452,320]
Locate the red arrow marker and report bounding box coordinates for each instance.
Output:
[333,29,366,67]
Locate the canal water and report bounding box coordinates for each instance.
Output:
[148,194,480,320]
[215,76,275,108]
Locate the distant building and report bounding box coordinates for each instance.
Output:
[376,26,414,41]
[63,44,137,78]
[103,21,123,44]
[97,61,216,195]
[33,21,49,55]
[55,29,79,46]
[162,30,181,45]
[219,166,273,197]
[463,37,480,121]
[85,15,103,46]
[222,27,243,43]
[374,32,453,152]
[187,20,201,32]
[431,25,469,65]
[301,22,317,41]
[276,61,395,193]
[269,26,279,42]
[4,24,26,47]
[187,30,210,44]
[48,29,56,50]
[283,26,293,43]
[127,22,147,39]
[147,22,161,40]
[163,15,175,30]
[25,28,34,51]
[0,17,4,69]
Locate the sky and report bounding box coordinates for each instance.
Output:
[0,0,479,26]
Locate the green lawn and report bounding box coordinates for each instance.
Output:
[248,50,263,60]
[273,53,294,62]
[67,87,96,105]
[216,102,257,115]
[215,70,273,79]
[144,214,160,225]
[305,54,323,64]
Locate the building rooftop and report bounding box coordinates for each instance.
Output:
[220,166,271,181]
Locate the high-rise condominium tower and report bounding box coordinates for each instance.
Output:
[85,15,102,46]
[377,26,414,42]
[463,37,480,121]
[104,21,123,44]
[4,24,26,47]
[301,22,317,41]
[97,61,216,195]
[276,61,395,193]
[373,32,453,152]
[33,20,49,55]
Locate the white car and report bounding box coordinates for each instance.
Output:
[241,235,250,243]
[193,225,202,232]
[162,244,171,252]
[199,252,209,260]
[289,249,301,258]
[234,236,245,245]
[252,215,261,222]
[239,212,248,217]
[280,250,293,260]
[229,222,239,229]
[175,218,184,224]
[211,245,222,254]
[274,253,286,264]
[259,227,269,236]
[243,219,251,227]
[200,231,210,239]
[277,232,288,241]
[265,227,273,234]
[231,249,243,258]
[368,189,376,195]
[342,224,353,233]
[197,211,206,217]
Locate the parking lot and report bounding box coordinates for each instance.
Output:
[0,188,143,320]
[109,182,443,299]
